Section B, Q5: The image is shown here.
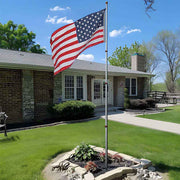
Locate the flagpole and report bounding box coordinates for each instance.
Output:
[105,1,108,170]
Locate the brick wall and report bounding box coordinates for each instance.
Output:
[34,71,54,120]
[0,69,22,124]
[131,54,146,72]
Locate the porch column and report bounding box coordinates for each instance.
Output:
[22,70,34,122]
[53,73,62,104]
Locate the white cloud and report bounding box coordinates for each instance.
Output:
[127,29,141,34]
[45,15,73,24]
[77,54,94,61]
[109,27,141,37]
[109,29,123,37]
[109,26,127,37]
[45,15,57,24]
[50,6,71,11]
[56,17,73,24]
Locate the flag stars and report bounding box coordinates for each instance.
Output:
[74,9,104,42]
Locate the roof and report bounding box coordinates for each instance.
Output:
[0,48,153,77]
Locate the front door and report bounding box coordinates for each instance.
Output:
[92,79,106,106]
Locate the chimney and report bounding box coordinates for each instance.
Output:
[131,53,146,72]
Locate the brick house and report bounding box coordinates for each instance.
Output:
[0,49,153,124]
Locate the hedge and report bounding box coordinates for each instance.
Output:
[129,98,156,109]
[48,100,96,121]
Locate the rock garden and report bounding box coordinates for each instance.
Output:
[43,143,164,180]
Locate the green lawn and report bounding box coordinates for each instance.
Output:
[138,105,180,124]
[0,119,180,180]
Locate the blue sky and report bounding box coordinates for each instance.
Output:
[0,0,180,82]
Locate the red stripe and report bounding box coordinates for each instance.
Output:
[54,39,104,71]
[52,33,77,52]
[54,64,72,75]
[51,23,73,39]
[52,40,78,60]
[54,34,104,67]
[51,27,76,46]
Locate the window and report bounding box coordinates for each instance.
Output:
[131,78,136,95]
[125,78,137,96]
[125,78,130,95]
[65,75,74,99]
[103,81,108,98]
[64,75,84,100]
[94,80,101,99]
[76,76,83,100]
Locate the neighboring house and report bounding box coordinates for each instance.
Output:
[0,49,153,124]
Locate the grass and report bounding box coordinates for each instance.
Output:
[138,105,180,124]
[0,119,180,180]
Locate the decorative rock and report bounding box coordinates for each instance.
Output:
[96,167,137,180]
[140,158,152,168]
[84,172,94,180]
[148,166,156,172]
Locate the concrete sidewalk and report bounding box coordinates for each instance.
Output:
[100,111,180,135]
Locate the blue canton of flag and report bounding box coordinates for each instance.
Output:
[75,9,105,42]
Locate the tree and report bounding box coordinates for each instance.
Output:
[144,0,155,17]
[30,44,46,54]
[108,45,130,68]
[139,42,159,73]
[0,20,46,54]
[108,42,142,69]
[153,30,180,92]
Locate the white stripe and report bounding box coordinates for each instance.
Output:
[53,30,104,62]
[54,60,75,73]
[51,30,76,49]
[51,23,75,42]
[54,36,104,68]
[52,36,78,57]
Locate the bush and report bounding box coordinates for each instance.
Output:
[130,99,147,109]
[48,100,96,121]
[129,98,156,109]
[145,97,156,108]
[124,88,130,109]
[73,143,96,161]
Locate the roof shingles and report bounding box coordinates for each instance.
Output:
[0,48,152,76]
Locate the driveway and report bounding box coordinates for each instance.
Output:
[99,110,180,135]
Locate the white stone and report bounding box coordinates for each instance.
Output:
[84,172,95,180]
[148,166,156,172]
[140,158,152,168]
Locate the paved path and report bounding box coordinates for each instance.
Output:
[100,111,180,135]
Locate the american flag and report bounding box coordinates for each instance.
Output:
[50,9,105,75]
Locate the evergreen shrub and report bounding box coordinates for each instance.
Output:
[48,100,96,121]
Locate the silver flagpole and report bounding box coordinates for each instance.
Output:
[105,1,108,170]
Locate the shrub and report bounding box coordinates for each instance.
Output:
[145,97,156,108]
[129,98,156,109]
[73,143,96,161]
[124,88,130,109]
[48,100,96,121]
[130,99,147,109]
